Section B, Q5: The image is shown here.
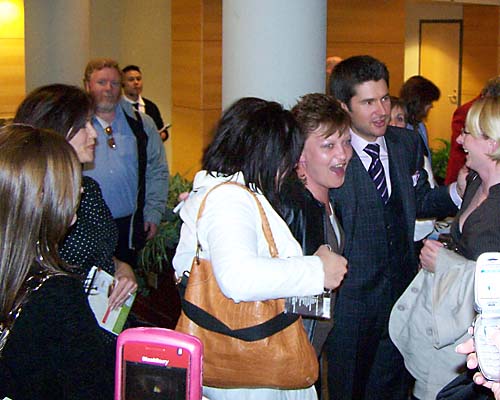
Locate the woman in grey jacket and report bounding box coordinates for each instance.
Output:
[389,96,500,400]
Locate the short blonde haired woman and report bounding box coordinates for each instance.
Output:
[390,96,500,400]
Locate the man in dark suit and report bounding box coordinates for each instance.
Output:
[122,65,169,141]
[325,55,463,400]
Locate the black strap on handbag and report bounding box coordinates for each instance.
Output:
[180,296,299,342]
[178,181,301,342]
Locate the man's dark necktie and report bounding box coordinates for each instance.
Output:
[132,102,139,111]
[364,143,389,204]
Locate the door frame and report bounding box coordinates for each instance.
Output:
[418,19,463,106]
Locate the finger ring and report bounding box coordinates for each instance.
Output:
[128,292,134,297]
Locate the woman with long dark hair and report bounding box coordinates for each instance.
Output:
[174,97,347,399]
[0,125,113,399]
[14,84,137,310]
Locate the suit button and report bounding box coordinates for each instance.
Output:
[397,305,405,311]
[426,328,433,336]
[389,240,394,246]
[386,224,391,230]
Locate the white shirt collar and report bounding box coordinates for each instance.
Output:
[122,95,145,107]
[350,128,388,156]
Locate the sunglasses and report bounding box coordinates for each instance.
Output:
[104,126,116,149]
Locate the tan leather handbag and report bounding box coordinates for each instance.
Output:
[176,182,318,389]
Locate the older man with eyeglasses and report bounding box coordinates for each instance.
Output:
[83,58,169,268]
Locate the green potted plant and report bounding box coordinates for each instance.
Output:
[430,138,450,186]
[138,173,192,290]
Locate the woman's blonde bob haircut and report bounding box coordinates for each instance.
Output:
[0,125,82,326]
[465,96,500,162]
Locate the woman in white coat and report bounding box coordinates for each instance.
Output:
[173,97,348,400]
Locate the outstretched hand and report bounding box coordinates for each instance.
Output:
[456,328,500,399]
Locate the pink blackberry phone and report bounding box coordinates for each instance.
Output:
[115,327,203,400]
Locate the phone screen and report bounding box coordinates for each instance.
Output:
[477,264,500,300]
[122,342,190,400]
[125,361,187,400]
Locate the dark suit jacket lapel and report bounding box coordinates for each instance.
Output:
[385,131,414,242]
[386,132,405,199]
[337,216,346,254]
[331,151,378,257]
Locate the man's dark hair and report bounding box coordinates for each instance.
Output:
[399,75,440,127]
[122,65,141,74]
[202,97,304,209]
[291,93,350,138]
[481,76,500,98]
[329,55,389,109]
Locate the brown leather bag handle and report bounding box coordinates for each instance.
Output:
[195,181,279,258]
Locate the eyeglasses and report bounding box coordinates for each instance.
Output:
[461,127,489,139]
[104,126,116,149]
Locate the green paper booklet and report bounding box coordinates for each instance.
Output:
[85,266,135,335]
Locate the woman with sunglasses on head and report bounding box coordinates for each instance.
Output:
[390,96,500,400]
[0,125,113,399]
[13,84,137,328]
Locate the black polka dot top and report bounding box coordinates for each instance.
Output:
[60,176,118,276]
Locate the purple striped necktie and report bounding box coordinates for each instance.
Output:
[364,143,389,204]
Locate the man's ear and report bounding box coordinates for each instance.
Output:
[83,80,90,93]
[340,101,350,113]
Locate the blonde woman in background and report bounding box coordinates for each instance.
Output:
[390,96,500,400]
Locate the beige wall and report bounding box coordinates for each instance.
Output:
[0,0,24,119]
[90,0,172,164]
[89,0,171,123]
[170,0,222,178]
[404,0,463,79]
[327,0,406,95]
[462,4,499,103]
[1,0,171,158]
[404,1,498,105]
[5,0,500,149]
[89,0,123,61]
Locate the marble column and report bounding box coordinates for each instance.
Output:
[222,0,327,109]
[24,0,90,91]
